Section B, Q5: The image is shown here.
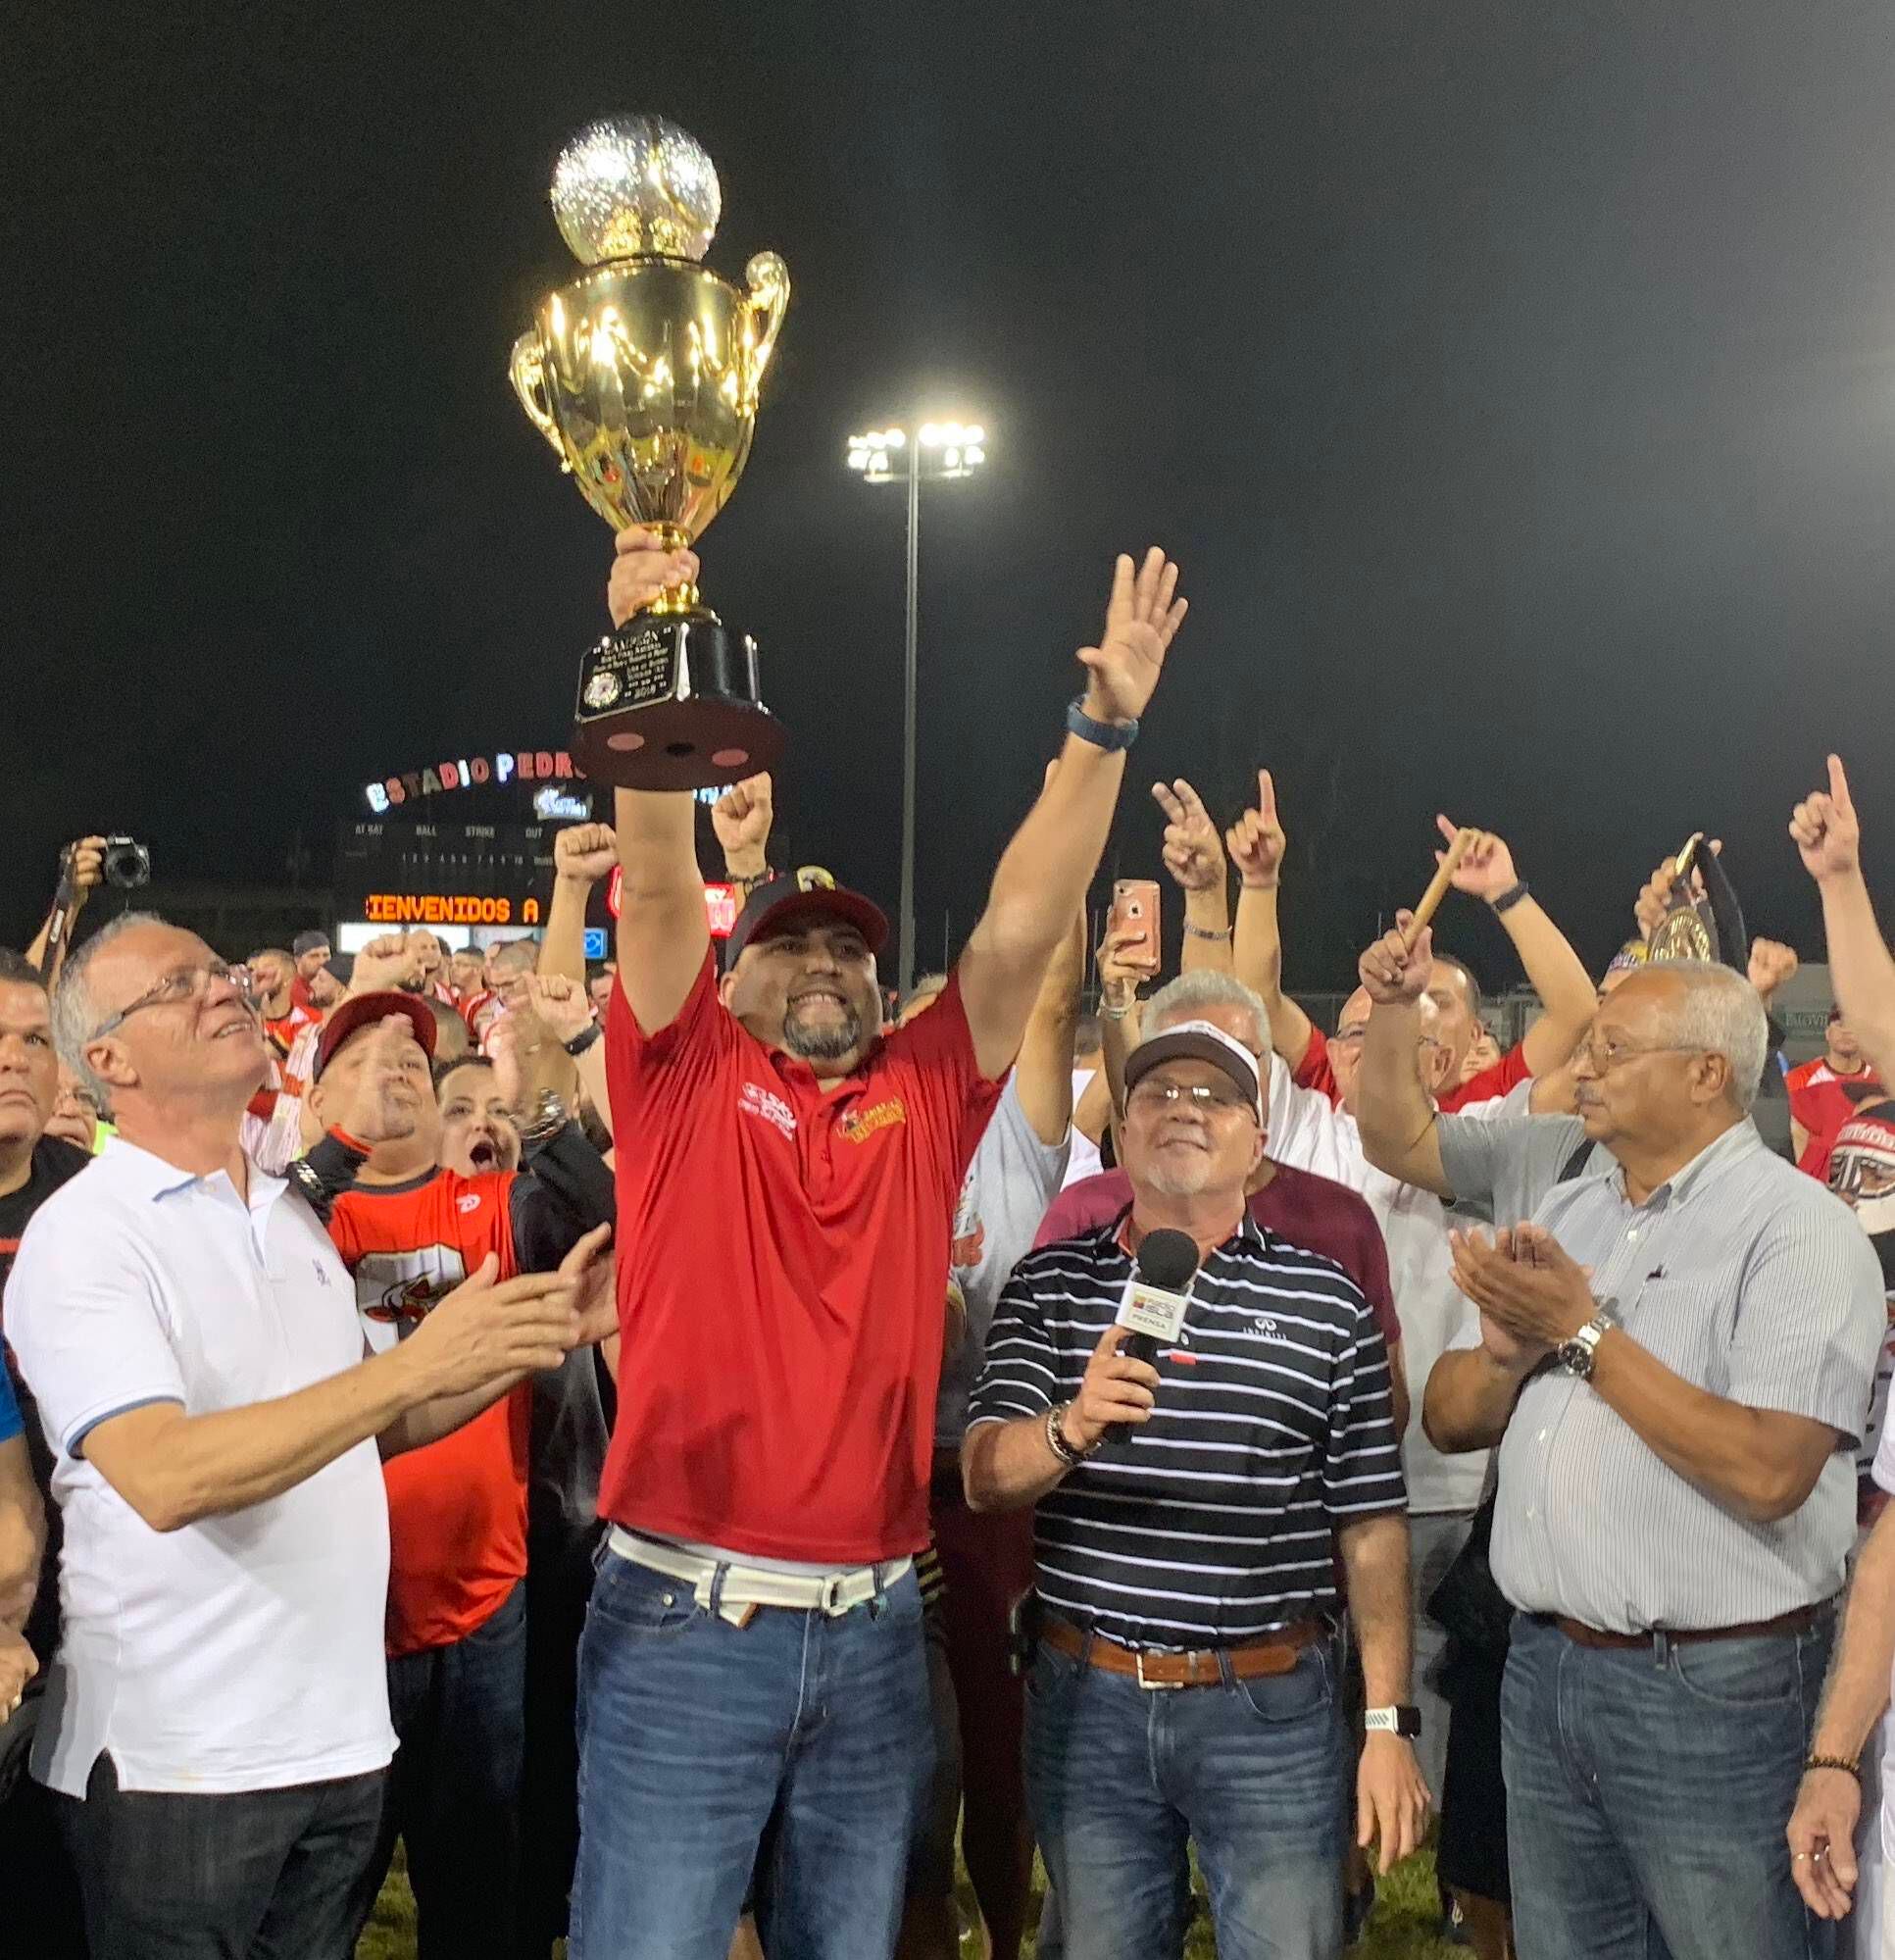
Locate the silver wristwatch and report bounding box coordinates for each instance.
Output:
[1556,1304,1617,1381]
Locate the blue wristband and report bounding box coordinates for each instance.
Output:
[1066,697,1139,752]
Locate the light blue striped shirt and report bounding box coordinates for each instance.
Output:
[1459,1119,1884,1632]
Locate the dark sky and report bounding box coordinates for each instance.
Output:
[8,2,1895,989]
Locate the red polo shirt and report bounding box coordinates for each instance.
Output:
[1787,1056,1881,1182]
[601,953,1003,1565]
[1295,1025,1530,1113]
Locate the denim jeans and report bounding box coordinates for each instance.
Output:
[571,1549,929,1960]
[1023,1632,1348,1960]
[57,1749,384,1959]
[1502,1610,1835,1960]
[348,1579,528,1960]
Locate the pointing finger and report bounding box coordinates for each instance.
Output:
[1259,769,1277,825]
[1829,753,1855,813]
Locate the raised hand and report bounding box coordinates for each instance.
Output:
[61,837,107,905]
[524,971,594,1046]
[554,822,619,886]
[349,933,423,996]
[712,773,774,873]
[1359,912,1432,1007]
[1435,817,1518,904]
[1747,938,1800,1004]
[608,526,698,630]
[1633,837,1721,940]
[1225,770,1287,891]
[1152,779,1224,892]
[1074,548,1187,728]
[1097,924,1160,1005]
[1789,755,1862,885]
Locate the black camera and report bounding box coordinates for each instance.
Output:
[100,837,151,890]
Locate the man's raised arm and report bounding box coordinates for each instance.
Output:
[605,529,714,1032]
[1228,770,1315,1070]
[1356,915,1456,1198]
[1433,817,1592,1078]
[957,549,1187,1081]
[1792,755,1895,1084]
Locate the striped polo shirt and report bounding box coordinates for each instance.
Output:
[967,1214,1406,1650]
[1457,1119,1885,1633]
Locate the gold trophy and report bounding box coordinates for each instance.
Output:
[509,115,790,788]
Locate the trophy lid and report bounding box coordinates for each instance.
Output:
[551,115,722,265]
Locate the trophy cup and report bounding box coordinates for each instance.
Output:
[509,115,790,789]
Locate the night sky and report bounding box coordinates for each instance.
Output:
[9,3,1895,992]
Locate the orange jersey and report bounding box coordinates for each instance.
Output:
[326,1168,529,1657]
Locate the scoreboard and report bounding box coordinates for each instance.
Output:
[333,820,743,939]
[334,822,561,930]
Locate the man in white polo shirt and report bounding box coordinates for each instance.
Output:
[6,913,598,1960]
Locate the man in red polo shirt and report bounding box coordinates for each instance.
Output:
[1788,1006,1882,1182]
[307,992,613,1960]
[573,528,1188,1960]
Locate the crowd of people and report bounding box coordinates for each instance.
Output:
[0,527,1893,1960]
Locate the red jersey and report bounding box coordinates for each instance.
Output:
[325,1167,529,1656]
[1295,1025,1531,1113]
[1033,1162,1403,1356]
[602,954,1002,1565]
[263,1003,320,1058]
[1787,1056,1881,1182]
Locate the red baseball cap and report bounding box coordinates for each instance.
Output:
[313,991,438,1081]
[723,868,889,967]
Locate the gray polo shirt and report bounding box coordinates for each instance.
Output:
[1449,1120,1883,1633]
[1437,1094,1597,1231]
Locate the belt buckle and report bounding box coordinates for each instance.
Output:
[1134,1650,1180,1691]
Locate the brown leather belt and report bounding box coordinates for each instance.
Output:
[1041,1614,1321,1689]
[1541,1597,1836,1651]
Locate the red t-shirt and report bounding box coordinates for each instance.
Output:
[1033,1162,1402,1356]
[263,1003,319,1058]
[325,1167,530,1657]
[1294,1025,1531,1113]
[601,953,1002,1565]
[1787,1057,1881,1182]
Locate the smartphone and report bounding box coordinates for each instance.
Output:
[1111,879,1162,969]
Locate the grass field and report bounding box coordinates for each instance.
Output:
[357,1846,1465,1958]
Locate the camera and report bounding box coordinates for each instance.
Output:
[100,837,152,890]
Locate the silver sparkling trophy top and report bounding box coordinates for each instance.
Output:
[550,114,723,264]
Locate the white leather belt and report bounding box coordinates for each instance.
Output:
[608,1528,913,1627]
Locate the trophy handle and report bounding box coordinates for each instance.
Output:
[743,252,791,388]
[509,331,568,465]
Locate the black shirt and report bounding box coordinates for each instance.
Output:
[0,1135,93,1662]
[969,1216,1406,1650]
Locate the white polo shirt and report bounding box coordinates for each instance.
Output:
[6,1137,396,1797]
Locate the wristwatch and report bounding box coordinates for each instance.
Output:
[1364,1705,1421,1738]
[1557,1304,1618,1381]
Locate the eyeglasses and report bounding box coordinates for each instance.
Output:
[90,960,251,1038]
[1573,1035,1703,1076]
[1128,1078,1255,1116]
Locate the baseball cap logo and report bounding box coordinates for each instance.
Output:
[794,867,835,892]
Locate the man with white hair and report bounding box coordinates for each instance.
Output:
[1394,926,1885,1960]
[5,912,605,1957]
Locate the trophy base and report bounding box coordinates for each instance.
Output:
[573,613,785,791]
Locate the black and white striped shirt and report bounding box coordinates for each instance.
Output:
[967,1214,1406,1650]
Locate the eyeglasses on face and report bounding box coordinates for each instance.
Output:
[1128,1077,1254,1116]
[90,960,250,1039]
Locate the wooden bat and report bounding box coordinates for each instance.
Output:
[1403,828,1479,951]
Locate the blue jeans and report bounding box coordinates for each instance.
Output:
[1502,1611,1835,1960]
[347,1579,527,1960]
[571,1549,929,1960]
[1023,1632,1348,1960]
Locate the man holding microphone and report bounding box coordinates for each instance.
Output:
[574,528,1188,1960]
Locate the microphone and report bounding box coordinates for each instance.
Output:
[1104,1228,1200,1447]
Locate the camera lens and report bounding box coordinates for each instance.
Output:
[103,840,152,890]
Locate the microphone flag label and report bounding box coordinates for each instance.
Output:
[1116,1277,1191,1344]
